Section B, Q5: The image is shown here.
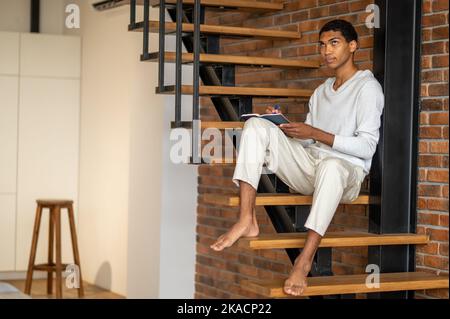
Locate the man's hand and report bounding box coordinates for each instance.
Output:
[279,122,314,139]
[265,106,281,114]
[280,122,336,147]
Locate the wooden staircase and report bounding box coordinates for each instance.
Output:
[133,21,301,39]
[127,0,449,298]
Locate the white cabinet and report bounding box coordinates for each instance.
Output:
[0,195,16,271]
[0,76,18,194]
[0,32,20,75]
[0,31,80,272]
[20,33,81,78]
[15,78,80,270]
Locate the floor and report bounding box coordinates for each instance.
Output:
[5,279,124,299]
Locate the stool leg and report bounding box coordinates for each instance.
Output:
[68,204,84,298]
[54,206,63,299]
[47,210,54,295]
[25,204,43,295]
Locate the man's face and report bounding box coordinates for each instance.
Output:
[319,30,357,70]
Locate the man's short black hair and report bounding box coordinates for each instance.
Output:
[319,19,358,43]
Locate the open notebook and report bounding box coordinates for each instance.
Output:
[240,113,290,125]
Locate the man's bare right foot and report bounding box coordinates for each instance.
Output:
[283,256,312,296]
[210,219,259,251]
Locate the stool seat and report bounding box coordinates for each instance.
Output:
[36,199,73,207]
[25,200,83,299]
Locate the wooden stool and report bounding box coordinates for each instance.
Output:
[24,199,84,299]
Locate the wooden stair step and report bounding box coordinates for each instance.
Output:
[242,272,449,297]
[201,193,377,206]
[95,0,283,12]
[171,121,243,129]
[145,52,320,69]
[150,0,284,11]
[238,231,430,249]
[157,85,312,98]
[134,21,301,40]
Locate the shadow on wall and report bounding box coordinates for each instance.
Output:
[94,261,112,291]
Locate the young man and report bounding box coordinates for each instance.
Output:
[210,19,384,296]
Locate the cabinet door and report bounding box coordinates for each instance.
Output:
[0,32,19,75]
[0,76,18,193]
[15,78,80,270]
[20,33,80,78]
[0,195,16,271]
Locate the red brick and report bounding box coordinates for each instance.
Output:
[427,198,449,211]
[439,243,449,256]
[429,228,449,241]
[274,14,290,25]
[428,83,449,96]
[422,13,448,27]
[439,214,449,227]
[418,154,444,167]
[417,197,428,209]
[419,126,442,138]
[432,55,449,68]
[422,69,444,82]
[443,185,449,198]
[329,2,349,15]
[430,141,449,154]
[422,41,446,55]
[349,0,372,12]
[422,98,445,111]
[418,168,427,181]
[418,212,441,226]
[422,55,432,69]
[427,169,449,183]
[423,255,448,269]
[416,241,439,254]
[419,140,429,153]
[418,184,442,197]
[423,0,432,13]
[432,0,449,11]
[291,11,309,23]
[429,112,449,125]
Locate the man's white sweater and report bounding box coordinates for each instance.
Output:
[301,69,385,174]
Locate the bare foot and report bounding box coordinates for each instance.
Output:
[210,219,259,251]
[283,256,312,296]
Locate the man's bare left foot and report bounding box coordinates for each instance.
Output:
[210,219,259,251]
[283,257,313,296]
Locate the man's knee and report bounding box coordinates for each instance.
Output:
[316,158,349,180]
[244,117,275,130]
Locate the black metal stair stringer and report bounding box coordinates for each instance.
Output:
[165,8,301,264]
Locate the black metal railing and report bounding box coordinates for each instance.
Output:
[132,0,322,289]
[158,0,166,90]
[192,0,201,163]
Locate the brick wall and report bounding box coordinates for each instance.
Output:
[415,0,449,299]
[195,0,448,299]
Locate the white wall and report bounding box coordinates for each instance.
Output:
[76,1,197,298]
[0,0,197,298]
[158,24,197,298]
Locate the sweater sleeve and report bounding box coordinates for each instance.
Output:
[332,81,384,160]
[297,99,315,147]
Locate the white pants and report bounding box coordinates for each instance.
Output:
[232,117,366,236]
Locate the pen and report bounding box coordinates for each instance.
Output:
[273,104,280,114]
